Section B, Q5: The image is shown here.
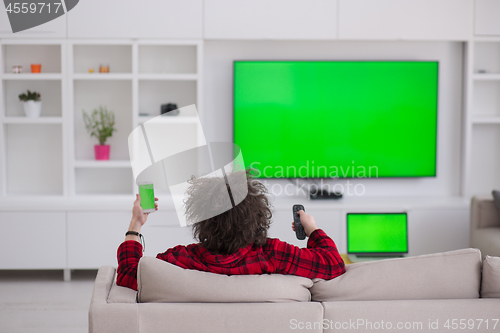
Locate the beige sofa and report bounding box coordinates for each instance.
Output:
[89,248,500,333]
[471,196,500,257]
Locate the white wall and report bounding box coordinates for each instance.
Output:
[203,41,463,197]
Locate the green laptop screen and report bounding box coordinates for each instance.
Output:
[233,61,438,178]
[347,213,408,254]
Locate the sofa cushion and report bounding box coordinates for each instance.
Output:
[107,272,138,303]
[322,299,500,332]
[310,248,481,302]
[481,255,500,298]
[137,256,313,303]
[138,303,324,333]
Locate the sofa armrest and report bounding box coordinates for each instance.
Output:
[90,266,115,305]
[471,196,500,232]
[89,266,138,333]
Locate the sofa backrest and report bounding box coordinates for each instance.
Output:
[471,196,500,231]
[481,255,500,298]
[137,256,313,303]
[310,248,482,302]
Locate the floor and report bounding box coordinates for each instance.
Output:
[0,270,97,333]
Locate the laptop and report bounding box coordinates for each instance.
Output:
[346,213,408,262]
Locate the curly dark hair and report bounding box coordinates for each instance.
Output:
[185,170,273,255]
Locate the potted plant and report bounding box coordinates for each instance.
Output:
[18,90,42,117]
[83,106,116,160]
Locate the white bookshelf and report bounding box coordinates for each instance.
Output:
[0,39,203,198]
[462,38,500,196]
[0,40,68,197]
[68,39,203,196]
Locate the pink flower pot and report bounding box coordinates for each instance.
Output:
[94,145,110,160]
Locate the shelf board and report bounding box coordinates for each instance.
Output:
[137,40,202,46]
[2,73,62,80]
[138,73,198,81]
[3,117,63,124]
[473,37,500,42]
[473,73,500,81]
[472,116,500,124]
[138,116,199,124]
[72,73,133,80]
[74,160,131,168]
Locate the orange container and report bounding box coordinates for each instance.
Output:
[31,64,41,73]
[99,64,110,73]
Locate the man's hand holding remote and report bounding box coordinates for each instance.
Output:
[292,210,318,237]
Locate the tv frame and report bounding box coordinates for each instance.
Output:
[232,60,440,179]
[346,212,409,256]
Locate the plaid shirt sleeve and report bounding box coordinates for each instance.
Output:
[116,240,143,291]
[270,229,345,280]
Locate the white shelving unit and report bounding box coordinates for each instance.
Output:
[0,39,203,198]
[462,36,500,196]
[67,39,203,196]
[0,40,68,197]
[0,40,203,271]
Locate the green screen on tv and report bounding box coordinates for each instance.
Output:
[233,61,438,178]
[347,213,408,254]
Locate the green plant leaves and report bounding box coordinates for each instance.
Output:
[82,105,116,145]
[18,90,41,102]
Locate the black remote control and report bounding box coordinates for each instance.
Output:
[293,204,306,240]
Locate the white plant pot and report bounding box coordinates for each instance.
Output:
[23,101,42,118]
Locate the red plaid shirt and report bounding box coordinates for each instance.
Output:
[117,229,345,291]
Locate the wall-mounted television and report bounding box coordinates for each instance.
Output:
[233,61,438,178]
